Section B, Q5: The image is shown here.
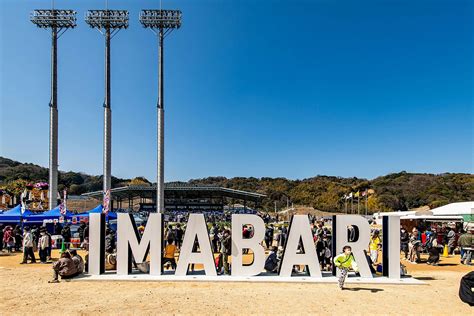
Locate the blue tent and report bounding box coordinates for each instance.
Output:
[73,204,117,220]
[26,205,73,223]
[0,205,33,223]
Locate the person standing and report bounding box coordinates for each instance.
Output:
[61,224,71,250]
[162,238,177,270]
[446,227,456,255]
[13,225,22,251]
[210,223,219,253]
[20,227,36,264]
[458,228,474,265]
[3,226,13,252]
[408,228,421,264]
[77,222,86,243]
[38,228,50,263]
[220,229,232,275]
[333,245,359,290]
[400,227,409,260]
[175,224,183,250]
[369,230,381,263]
[265,224,274,249]
[0,224,4,252]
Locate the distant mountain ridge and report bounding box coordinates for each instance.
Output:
[0,156,472,213]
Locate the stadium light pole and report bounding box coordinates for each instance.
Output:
[139,9,182,213]
[30,9,77,210]
[85,9,129,203]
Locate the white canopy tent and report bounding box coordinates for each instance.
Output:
[373,202,474,224]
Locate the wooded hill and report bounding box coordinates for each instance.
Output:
[1,156,472,213]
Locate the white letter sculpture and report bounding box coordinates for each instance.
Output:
[279,215,322,277]
[117,213,162,275]
[382,216,401,279]
[231,214,266,276]
[175,214,216,276]
[334,215,373,278]
[89,213,105,275]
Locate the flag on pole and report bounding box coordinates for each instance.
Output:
[59,190,67,215]
[63,189,67,212]
[361,190,367,197]
[20,189,27,214]
[354,191,360,198]
[103,189,111,215]
[348,192,353,199]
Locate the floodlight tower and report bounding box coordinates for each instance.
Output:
[30,9,77,210]
[85,9,129,200]
[140,9,182,213]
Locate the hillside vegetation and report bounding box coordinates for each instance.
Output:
[0,157,472,213]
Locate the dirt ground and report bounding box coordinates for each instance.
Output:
[0,250,472,315]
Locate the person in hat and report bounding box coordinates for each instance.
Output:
[458,228,474,265]
[20,226,36,264]
[38,227,50,263]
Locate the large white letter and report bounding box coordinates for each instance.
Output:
[88,213,105,275]
[335,215,373,278]
[279,215,322,277]
[382,216,400,279]
[175,214,216,276]
[117,213,162,275]
[231,214,266,276]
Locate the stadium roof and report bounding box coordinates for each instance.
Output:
[82,183,266,203]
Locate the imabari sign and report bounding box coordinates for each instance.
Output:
[86,213,407,283]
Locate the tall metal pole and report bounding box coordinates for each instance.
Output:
[103,28,112,195]
[157,29,165,213]
[49,26,58,210]
[31,9,76,210]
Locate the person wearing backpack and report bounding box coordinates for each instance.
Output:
[333,245,359,290]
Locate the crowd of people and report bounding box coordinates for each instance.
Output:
[400,224,473,266]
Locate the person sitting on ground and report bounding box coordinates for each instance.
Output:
[49,251,77,283]
[162,238,177,270]
[264,246,279,273]
[69,249,84,275]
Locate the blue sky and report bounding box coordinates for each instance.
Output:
[0,0,472,181]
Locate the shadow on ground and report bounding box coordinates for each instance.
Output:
[346,287,384,293]
[415,276,437,281]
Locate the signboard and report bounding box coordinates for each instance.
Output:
[88,214,402,282]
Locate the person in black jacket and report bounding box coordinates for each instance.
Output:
[264,246,279,273]
[61,224,71,249]
[400,227,409,260]
[77,222,86,243]
[105,228,116,254]
[265,224,274,249]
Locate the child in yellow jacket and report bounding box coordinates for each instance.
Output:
[333,245,359,290]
